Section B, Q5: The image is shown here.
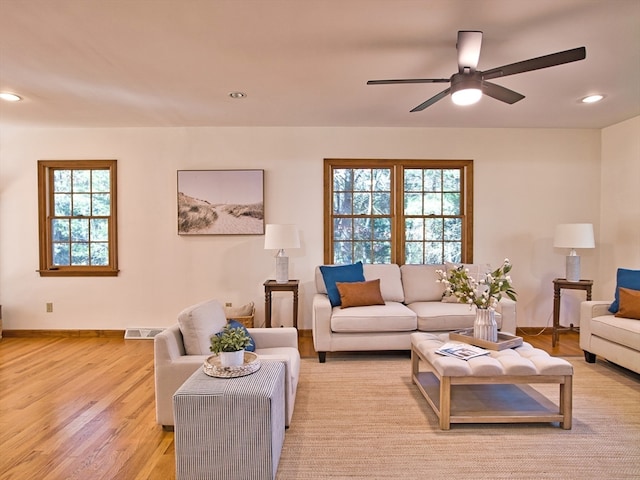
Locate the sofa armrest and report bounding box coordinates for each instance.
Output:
[581,300,612,320]
[312,293,333,353]
[154,324,186,364]
[249,327,298,349]
[580,300,613,347]
[496,298,516,335]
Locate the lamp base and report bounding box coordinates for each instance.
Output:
[275,255,289,284]
[565,255,581,282]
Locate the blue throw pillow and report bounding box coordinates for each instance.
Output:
[319,262,365,307]
[221,320,256,352]
[609,268,640,313]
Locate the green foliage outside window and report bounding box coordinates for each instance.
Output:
[38,160,118,276]
[50,169,111,266]
[326,159,472,266]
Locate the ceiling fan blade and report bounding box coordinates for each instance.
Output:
[367,78,449,85]
[482,81,525,104]
[457,30,483,73]
[410,88,451,112]
[482,46,586,80]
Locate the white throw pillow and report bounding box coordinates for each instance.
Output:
[177,299,228,355]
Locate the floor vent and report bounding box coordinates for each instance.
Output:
[124,328,164,340]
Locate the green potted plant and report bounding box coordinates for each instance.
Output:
[210,323,253,367]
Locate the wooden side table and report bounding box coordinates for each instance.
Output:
[264,280,299,328]
[552,278,593,347]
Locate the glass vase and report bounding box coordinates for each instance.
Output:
[474,308,498,343]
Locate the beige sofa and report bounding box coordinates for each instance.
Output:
[580,300,640,374]
[154,299,300,428]
[312,263,516,362]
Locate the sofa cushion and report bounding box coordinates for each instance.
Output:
[408,302,503,332]
[362,263,405,302]
[319,262,366,307]
[401,264,446,303]
[591,313,640,350]
[330,302,417,333]
[610,268,640,313]
[337,279,385,308]
[177,299,228,355]
[615,287,640,320]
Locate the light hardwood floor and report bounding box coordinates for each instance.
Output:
[0,331,581,479]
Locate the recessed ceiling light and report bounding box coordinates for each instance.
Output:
[229,92,247,99]
[581,94,604,104]
[0,92,22,102]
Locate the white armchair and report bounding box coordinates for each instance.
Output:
[154,299,300,428]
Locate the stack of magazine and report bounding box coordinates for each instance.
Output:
[435,342,490,360]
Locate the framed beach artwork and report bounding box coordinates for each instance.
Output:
[177,169,264,235]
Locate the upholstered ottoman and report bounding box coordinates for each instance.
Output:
[173,361,286,480]
[411,332,573,430]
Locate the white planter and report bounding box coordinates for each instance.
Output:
[219,350,245,368]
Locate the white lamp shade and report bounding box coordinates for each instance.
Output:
[553,224,595,249]
[264,224,300,250]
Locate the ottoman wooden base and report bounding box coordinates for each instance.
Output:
[411,333,573,430]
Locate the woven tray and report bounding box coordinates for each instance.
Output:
[203,351,261,378]
[449,328,523,351]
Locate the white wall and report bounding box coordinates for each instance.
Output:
[0,125,618,332]
[598,116,640,297]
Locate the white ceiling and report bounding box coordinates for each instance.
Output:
[1,0,639,129]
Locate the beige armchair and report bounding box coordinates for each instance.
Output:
[154,299,300,428]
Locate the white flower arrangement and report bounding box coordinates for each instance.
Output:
[436,259,517,310]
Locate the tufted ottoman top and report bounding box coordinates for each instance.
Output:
[411,332,573,377]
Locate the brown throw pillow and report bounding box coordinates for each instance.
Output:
[615,287,640,320]
[336,279,385,308]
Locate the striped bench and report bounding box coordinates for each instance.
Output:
[173,361,286,480]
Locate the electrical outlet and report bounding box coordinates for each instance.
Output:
[46,302,53,313]
[225,302,232,307]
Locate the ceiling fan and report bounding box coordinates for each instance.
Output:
[367,31,586,112]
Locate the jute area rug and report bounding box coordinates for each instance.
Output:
[277,354,640,480]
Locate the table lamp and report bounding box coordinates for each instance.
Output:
[553,223,595,282]
[264,224,300,283]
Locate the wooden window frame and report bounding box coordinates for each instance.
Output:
[37,159,119,277]
[324,158,473,265]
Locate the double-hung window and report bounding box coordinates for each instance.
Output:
[324,158,473,265]
[37,160,118,276]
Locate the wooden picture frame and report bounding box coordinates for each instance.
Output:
[177,169,264,235]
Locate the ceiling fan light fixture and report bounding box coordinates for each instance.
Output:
[451,87,482,105]
[581,94,604,104]
[450,73,482,106]
[0,92,22,102]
